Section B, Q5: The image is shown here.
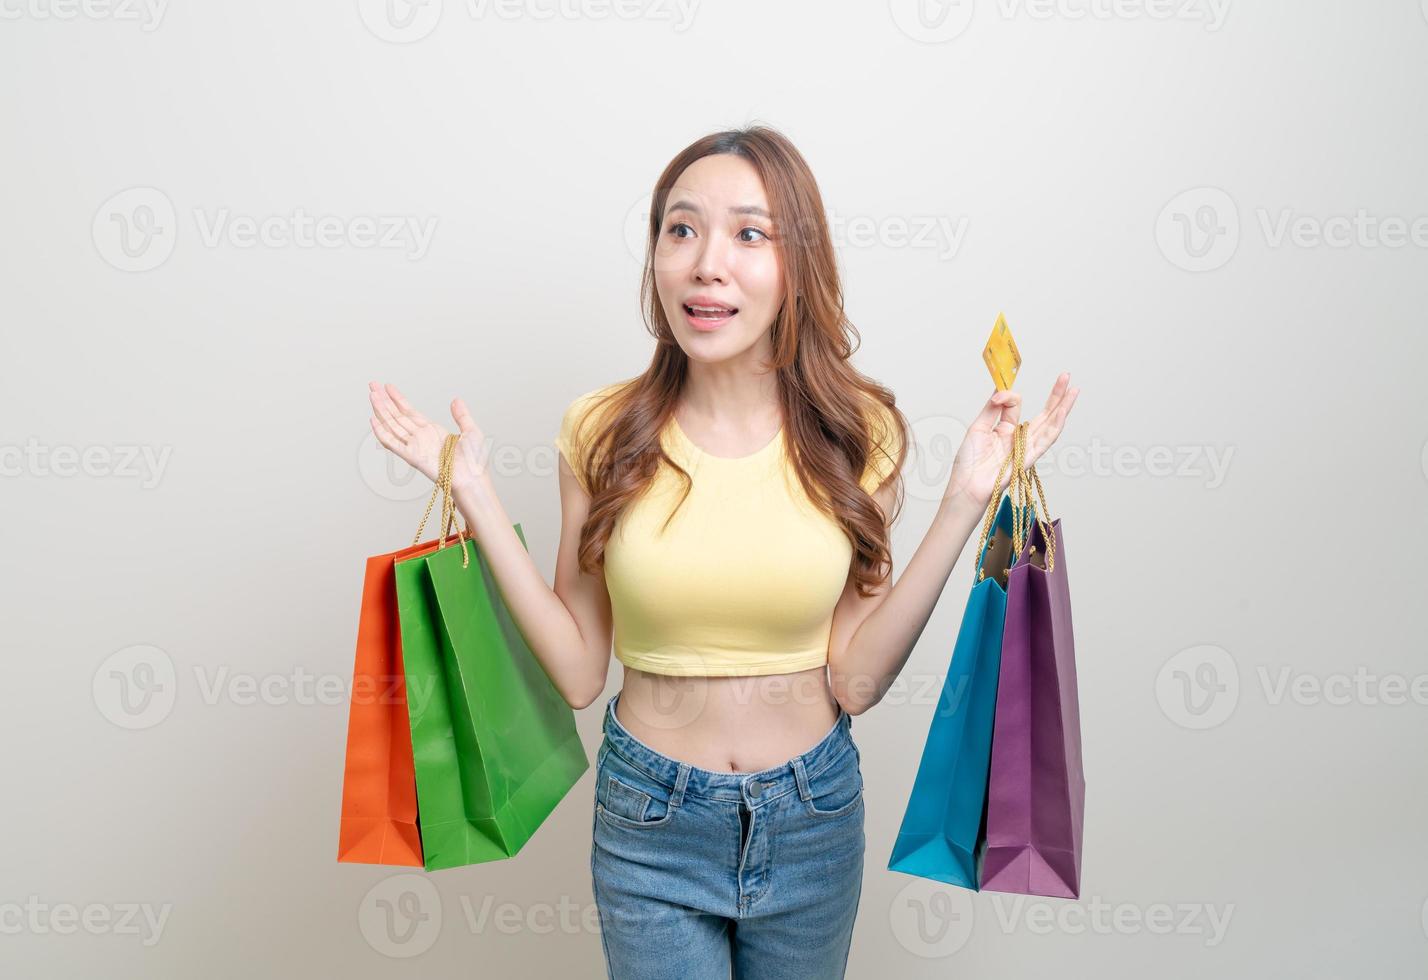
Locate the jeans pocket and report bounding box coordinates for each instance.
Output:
[802,749,864,819]
[595,750,676,829]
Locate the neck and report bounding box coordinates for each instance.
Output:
[680,359,782,428]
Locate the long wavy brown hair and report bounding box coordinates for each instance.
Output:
[568,124,909,598]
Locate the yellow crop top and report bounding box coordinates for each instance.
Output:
[554,381,902,677]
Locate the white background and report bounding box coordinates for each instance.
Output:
[2,1,1426,976]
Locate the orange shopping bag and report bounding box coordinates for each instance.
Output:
[336,532,461,866]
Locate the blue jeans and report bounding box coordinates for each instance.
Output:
[590,692,866,979]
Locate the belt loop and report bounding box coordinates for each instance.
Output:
[670,763,691,807]
[791,755,812,802]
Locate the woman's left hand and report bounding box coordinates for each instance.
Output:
[944,372,1080,513]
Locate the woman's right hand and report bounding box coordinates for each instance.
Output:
[368,381,490,493]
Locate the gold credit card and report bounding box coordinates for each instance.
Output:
[982,312,1021,391]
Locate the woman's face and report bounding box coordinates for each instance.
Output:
[653,153,784,363]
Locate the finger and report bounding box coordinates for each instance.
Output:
[385,383,430,426]
[968,390,1010,433]
[1029,379,1070,438]
[1028,385,1079,460]
[1030,375,1073,430]
[450,397,477,435]
[369,383,414,441]
[369,414,405,452]
[369,382,412,432]
[993,389,1022,435]
[1043,383,1078,434]
[1041,372,1070,413]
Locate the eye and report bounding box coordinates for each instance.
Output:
[665,221,695,239]
[738,226,771,243]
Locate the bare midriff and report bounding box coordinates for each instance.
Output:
[613,664,842,773]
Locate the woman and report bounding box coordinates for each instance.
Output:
[367,125,1078,979]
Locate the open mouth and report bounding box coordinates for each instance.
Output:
[683,303,739,322]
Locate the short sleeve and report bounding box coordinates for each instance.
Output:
[555,382,626,493]
[859,398,904,494]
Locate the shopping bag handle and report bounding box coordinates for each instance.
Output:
[1009,421,1055,574]
[411,433,471,568]
[974,422,1056,581]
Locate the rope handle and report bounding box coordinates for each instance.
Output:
[973,437,1017,584]
[411,433,471,568]
[974,421,1056,582]
[1009,421,1056,573]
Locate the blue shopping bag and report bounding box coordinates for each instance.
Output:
[888,493,1023,888]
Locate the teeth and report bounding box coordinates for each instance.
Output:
[689,305,732,314]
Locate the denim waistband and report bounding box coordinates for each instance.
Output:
[600,691,856,808]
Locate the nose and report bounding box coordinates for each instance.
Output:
[693,233,730,285]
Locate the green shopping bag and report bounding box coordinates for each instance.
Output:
[395,522,588,872]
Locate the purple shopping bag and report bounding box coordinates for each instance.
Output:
[978,514,1085,899]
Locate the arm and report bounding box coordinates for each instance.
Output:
[828,375,1080,715]
[451,455,613,710]
[827,489,984,716]
[367,382,612,711]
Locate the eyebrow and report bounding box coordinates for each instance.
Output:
[665,198,771,219]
